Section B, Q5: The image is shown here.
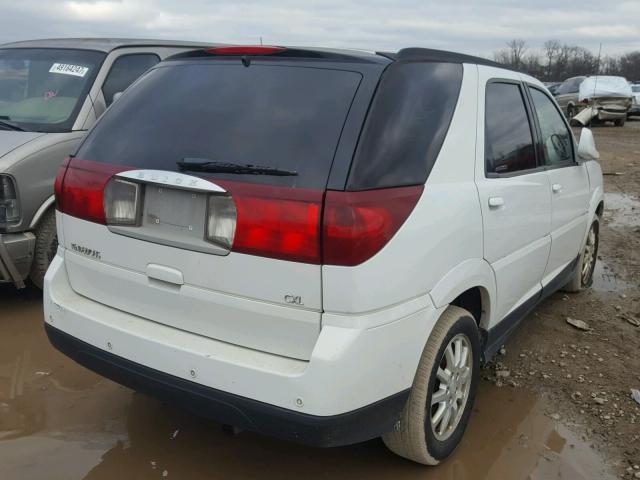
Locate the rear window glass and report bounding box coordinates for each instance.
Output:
[76,62,362,189]
[485,82,536,175]
[347,62,462,190]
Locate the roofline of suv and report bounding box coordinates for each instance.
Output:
[0,40,517,71]
[165,45,517,70]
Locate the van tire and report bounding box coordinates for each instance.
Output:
[614,117,625,127]
[29,209,58,290]
[563,217,599,293]
[382,306,480,465]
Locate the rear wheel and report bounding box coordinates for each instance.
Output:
[614,117,625,127]
[382,306,480,465]
[29,210,58,289]
[563,217,599,293]
[567,104,576,119]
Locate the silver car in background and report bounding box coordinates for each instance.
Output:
[554,75,631,126]
[0,38,213,288]
[629,83,640,117]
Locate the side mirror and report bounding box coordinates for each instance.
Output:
[112,91,124,103]
[577,128,599,161]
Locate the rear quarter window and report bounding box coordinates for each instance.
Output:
[346,61,463,190]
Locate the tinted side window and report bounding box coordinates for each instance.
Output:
[102,54,160,106]
[485,82,536,175]
[555,82,565,94]
[346,62,463,190]
[530,88,574,166]
[567,78,580,93]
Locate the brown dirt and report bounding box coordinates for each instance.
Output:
[483,118,640,478]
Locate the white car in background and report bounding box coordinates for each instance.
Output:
[44,45,604,465]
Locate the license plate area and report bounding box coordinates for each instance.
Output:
[109,185,229,255]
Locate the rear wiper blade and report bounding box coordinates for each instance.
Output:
[0,117,25,132]
[177,158,298,176]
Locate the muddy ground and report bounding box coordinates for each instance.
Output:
[1,120,639,480]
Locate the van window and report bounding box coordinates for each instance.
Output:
[485,82,536,175]
[559,77,584,94]
[102,54,160,107]
[0,48,104,132]
[77,63,363,189]
[529,88,574,166]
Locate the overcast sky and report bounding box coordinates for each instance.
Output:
[1,0,639,56]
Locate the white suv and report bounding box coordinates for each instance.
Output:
[44,46,603,464]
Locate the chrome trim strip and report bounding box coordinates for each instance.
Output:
[29,195,56,229]
[116,170,226,193]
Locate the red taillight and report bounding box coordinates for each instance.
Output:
[55,159,422,266]
[322,186,423,266]
[214,183,421,266]
[57,159,128,224]
[581,98,590,104]
[205,46,286,56]
[54,156,71,210]
[217,181,323,264]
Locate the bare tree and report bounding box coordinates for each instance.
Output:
[507,39,527,68]
[493,49,510,65]
[493,40,640,82]
[619,51,640,81]
[543,40,561,80]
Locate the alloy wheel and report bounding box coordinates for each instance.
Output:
[581,223,597,286]
[429,333,473,441]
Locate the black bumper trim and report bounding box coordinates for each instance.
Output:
[45,323,409,447]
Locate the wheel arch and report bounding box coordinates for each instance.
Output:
[429,258,495,331]
[581,178,604,249]
[29,195,55,229]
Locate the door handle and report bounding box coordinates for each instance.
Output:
[552,183,563,193]
[146,264,184,286]
[488,196,504,208]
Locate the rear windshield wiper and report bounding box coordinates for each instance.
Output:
[177,158,298,176]
[0,117,25,132]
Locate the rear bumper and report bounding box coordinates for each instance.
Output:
[596,108,628,120]
[0,232,35,288]
[44,250,440,446]
[46,323,409,447]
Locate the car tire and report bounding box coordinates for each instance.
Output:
[563,217,599,293]
[29,209,58,289]
[567,104,575,119]
[382,306,480,465]
[614,117,625,127]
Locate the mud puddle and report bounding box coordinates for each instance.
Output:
[592,258,636,292]
[604,192,640,229]
[0,286,617,480]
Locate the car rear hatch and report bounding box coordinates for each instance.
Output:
[54,47,386,360]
